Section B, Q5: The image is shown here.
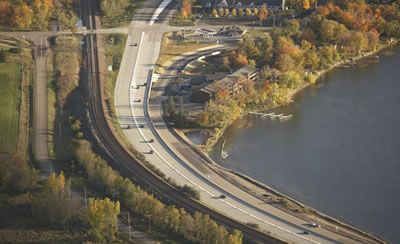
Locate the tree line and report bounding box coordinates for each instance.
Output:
[0,0,80,30]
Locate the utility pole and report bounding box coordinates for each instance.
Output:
[84,185,88,208]
[20,35,24,84]
[128,212,131,240]
[146,214,152,233]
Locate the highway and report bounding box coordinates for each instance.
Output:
[110,0,383,243]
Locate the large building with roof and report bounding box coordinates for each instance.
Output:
[191,65,258,103]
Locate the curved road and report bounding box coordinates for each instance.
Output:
[111,0,381,244]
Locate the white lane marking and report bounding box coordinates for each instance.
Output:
[149,0,172,26]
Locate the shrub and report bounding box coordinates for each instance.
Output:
[8,48,22,54]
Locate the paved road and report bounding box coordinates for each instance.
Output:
[113,1,383,244]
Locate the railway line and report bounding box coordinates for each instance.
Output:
[83,0,285,242]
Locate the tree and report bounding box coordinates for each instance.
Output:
[180,0,191,18]
[219,8,224,17]
[179,96,185,118]
[257,5,268,26]
[245,8,252,17]
[239,9,244,17]
[299,28,316,43]
[211,8,217,17]
[232,9,237,16]
[253,8,258,16]
[0,1,12,24]
[278,71,302,88]
[12,3,34,29]
[282,19,299,38]
[234,54,248,67]
[87,198,120,243]
[224,8,229,16]
[168,96,175,118]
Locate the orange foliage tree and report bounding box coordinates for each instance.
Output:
[216,88,230,100]
[0,1,11,24]
[234,54,248,67]
[180,0,191,18]
[257,5,268,23]
[12,3,34,29]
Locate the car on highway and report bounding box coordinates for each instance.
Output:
[303,231,310,235]
[149,149,154,154]
[149,139,154,143]
[130,43,138,46]
[139,124,144,128]
[219,194,226,199]
[310,222,320,228]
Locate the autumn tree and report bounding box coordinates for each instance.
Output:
[12,3,34,29]
[245,8,252,17]
[180,0,191,18]
[87,198,120,243]
[257,5,268,26]
[232,9,237,16]
[253,8,258,16]
[225,8,229,17]
[212,8,217,17]
[0,152,37,192]
[219,8,224,17]
[283,19,300,38]
[299,28,316,43]
[234,54,248,67]
[216,88,230,100]
[0,1,12,25]
[239,9,244,17]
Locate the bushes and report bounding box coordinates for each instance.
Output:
[8,48,21,54]
[0,50,9,62]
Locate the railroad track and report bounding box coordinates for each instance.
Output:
[83,0,285,243]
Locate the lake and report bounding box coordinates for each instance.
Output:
[210,45,400,243]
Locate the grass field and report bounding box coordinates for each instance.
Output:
[0,63,21,152]
[155,32,214,73]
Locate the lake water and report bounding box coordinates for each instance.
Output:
[210,46,400,243]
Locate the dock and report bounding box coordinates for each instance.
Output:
[250,111,293,121]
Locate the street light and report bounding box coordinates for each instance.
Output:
[145,214,152,233]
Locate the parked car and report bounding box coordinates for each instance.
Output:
[139,124,144,128]
[149,150,153,154]
[135,99,141,102]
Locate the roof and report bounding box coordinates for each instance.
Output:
[199,66,258,94]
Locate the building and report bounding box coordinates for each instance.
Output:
[191,65,258,103]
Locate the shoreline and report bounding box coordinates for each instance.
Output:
[175,41,399,243]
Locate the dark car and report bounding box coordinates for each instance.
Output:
[139,124,144,128]
[149,139,154,143]
[149,150,153,154]
[219,194,226,199]
[131,43,138,46]
[303,231,310,235]
[143,82,147,86]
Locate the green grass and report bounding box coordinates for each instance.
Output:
[246,28,271,38]
[0,63,21,152]
[48,49,56,159]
